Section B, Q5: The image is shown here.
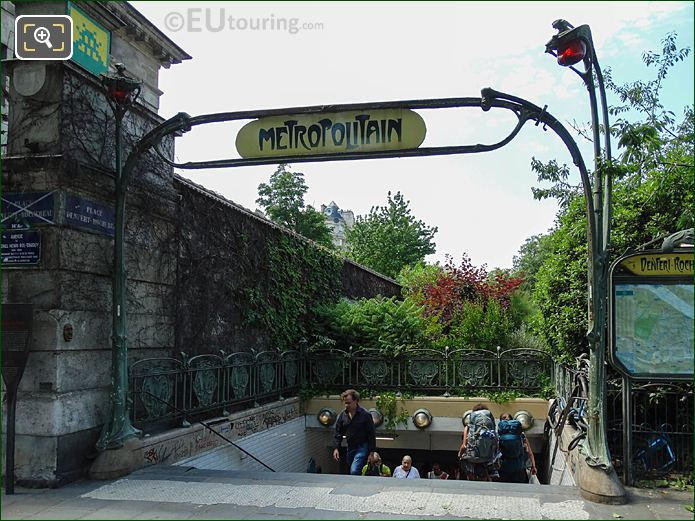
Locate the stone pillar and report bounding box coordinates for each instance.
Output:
[1,1,189,487]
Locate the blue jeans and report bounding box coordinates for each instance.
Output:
[346,443,368,475]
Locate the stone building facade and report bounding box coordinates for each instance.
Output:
[1,1,15,154]
[320,201,354,249]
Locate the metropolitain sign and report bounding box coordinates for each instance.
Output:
[235,109,426,158]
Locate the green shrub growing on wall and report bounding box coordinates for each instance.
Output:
[314,296,438,356]
[237,232,343,351]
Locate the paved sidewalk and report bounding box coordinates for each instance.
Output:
[2,465,693,520]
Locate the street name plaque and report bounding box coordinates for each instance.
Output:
[0,191,55,228]
[64,194,115,236]
[1,229,41,266]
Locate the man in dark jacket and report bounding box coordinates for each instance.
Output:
[332,389,376,475]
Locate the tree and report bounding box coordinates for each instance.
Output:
[512,233,552,290]
[517,32,693,360]
[346,191,437,279]
[256,164,333,248]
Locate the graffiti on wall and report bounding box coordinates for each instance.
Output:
[142,401,299,466]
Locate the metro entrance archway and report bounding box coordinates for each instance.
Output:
[94,22,623,504]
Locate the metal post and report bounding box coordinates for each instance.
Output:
[2,304,34,494]
[5,388,17,494]
[583,31,614,471]
[96,65,143,451]
[546,21,614,470]
[621,376,633,485]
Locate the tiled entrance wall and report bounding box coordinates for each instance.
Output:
[176,417,335,474]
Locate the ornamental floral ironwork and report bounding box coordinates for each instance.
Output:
[129,345,552,431]
[190,355,221,408]
[409,360,439,386]
[141,370,173,419]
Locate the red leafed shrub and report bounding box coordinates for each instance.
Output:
[419,254,524,323]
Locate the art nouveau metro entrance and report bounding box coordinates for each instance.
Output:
[98,45,622,500]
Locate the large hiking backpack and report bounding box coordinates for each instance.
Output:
[497,419,526,472]
[464,410,498,463]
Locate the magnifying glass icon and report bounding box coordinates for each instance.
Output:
[34,26,53,49]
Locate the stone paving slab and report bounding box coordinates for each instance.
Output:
[2,466,693,520]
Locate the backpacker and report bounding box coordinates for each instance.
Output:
[497,419,526,472]
[464,409,498,463]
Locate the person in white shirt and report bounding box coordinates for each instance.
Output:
[392,455,420,479]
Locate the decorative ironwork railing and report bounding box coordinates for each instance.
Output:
[552,356,589,408]
[546,357,590,460]
[129,349,302,429]
[606,380,693,481]
[128,346,552,429]
[304,346,553,395]
[548,357,693,484]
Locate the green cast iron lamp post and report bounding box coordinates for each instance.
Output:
[96,64,143,450]
[546,20,614,470]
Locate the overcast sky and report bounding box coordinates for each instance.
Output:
[132,1,694,270]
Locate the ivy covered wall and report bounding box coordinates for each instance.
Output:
[174,176,400,355]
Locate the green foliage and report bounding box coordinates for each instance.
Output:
[317,254,533,356]
[527,196,590,359]
[635,472,693,491]
[397,262,444,300]
[507,323,548,351]
[483,390,523,404]
[237,232,342,351]
[517,33,693,360]
[375,392,410,430]
[535,374,556,400]
[512,234,553,290]
[297,386,333,402]
[432,299,518,351]
[296,205,334,248]
[346,191,438,278]
[530,158,578,210]
[314,296,437,356]
[450,388,524,403]
[257,164,334,247]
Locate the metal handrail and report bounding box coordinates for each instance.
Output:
[135,390,275,471]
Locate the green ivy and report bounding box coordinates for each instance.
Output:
[235,232,342,351]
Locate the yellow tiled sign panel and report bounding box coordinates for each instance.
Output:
[69,3,109,76]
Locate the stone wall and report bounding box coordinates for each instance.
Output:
[174,176,401,356]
